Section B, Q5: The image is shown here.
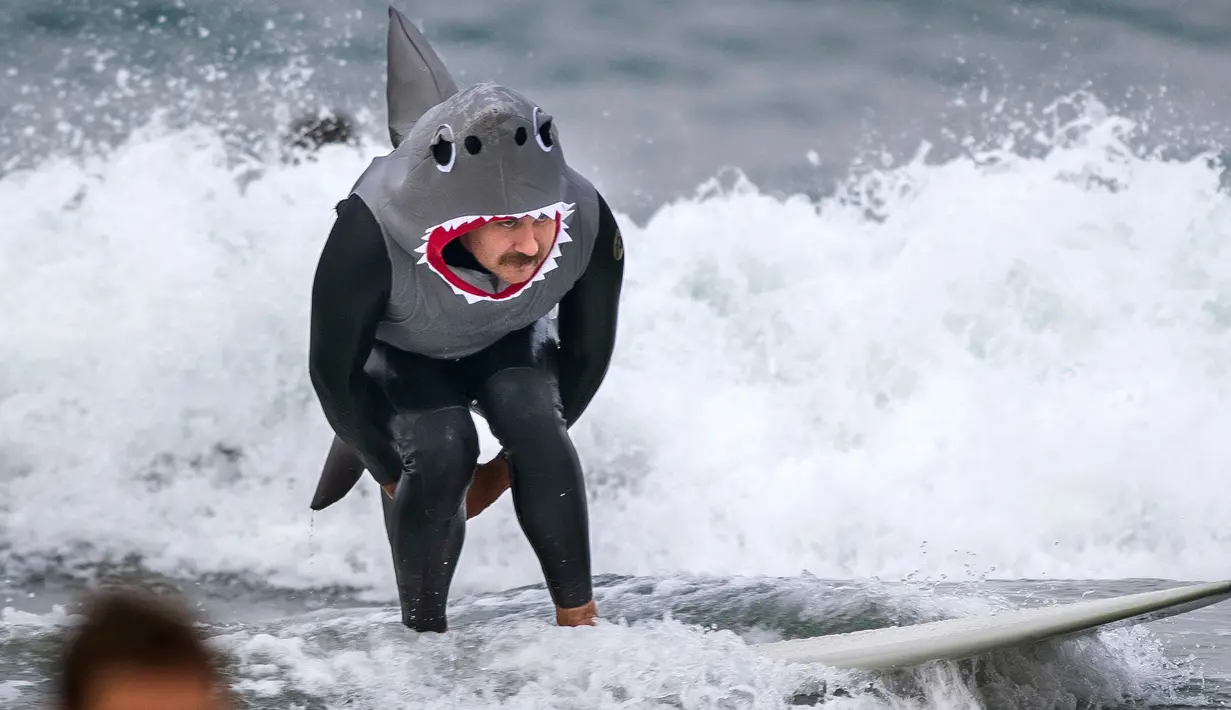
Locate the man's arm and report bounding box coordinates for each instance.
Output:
[556,191,625,427]
[308,194,402,485]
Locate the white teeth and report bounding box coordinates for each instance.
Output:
[419,200,576,304]
[422,201,573,235]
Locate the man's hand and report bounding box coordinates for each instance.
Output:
[379,454,512,520]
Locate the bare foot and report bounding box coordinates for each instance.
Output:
[556,600,598,627]
[382,456,511,519]
[465,455,511,520]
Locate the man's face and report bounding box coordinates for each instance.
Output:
[84,667,228,710]
[459,214,558,284]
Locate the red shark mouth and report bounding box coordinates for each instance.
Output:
[414,201,575,304]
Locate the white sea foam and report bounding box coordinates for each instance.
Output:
[2,101,1230,607]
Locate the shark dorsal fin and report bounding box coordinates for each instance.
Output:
[386,5,459,148]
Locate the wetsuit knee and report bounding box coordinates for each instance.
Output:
[389,406,479,522]
[480,367,565,439]
[478,367,592,609]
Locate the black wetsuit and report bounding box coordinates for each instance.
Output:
[308,193,624,631]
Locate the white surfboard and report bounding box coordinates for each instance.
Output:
[755,580,1231,670]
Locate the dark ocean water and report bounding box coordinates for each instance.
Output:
[4,1,1231,708]
[6,0,1231,212]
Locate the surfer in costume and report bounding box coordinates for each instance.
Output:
[306,6,624,633]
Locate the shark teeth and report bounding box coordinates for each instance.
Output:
[420,201,575,303]
[422,201,574,240]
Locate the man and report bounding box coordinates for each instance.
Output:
[54,588,232,710]
[307,6,624,633]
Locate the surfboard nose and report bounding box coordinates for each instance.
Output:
[309,436,367,511]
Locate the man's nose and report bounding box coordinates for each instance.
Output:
[510,220,538,254]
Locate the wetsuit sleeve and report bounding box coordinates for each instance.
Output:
[308,194,402,486]
[556,191,625,427]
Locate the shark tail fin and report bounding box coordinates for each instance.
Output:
[309,435,368,511]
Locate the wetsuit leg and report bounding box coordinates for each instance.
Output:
[465,322,594,610]
[365,341,479,632]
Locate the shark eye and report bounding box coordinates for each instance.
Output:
[532,107,554,152]
[431,124,455,172]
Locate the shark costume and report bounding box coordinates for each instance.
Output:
[307,7,624,632]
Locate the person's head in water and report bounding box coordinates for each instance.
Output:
[459,213,558,283]
[54,588,230,710]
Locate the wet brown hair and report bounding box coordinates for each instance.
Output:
[55,588,222,710]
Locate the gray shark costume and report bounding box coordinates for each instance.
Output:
[307,7,624,632]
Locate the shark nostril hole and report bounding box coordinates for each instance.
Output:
[514,126,527,145]
[464,135,482,155]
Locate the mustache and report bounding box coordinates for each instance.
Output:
[498,250,539,268]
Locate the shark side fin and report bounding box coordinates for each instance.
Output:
[386,5,460,148]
